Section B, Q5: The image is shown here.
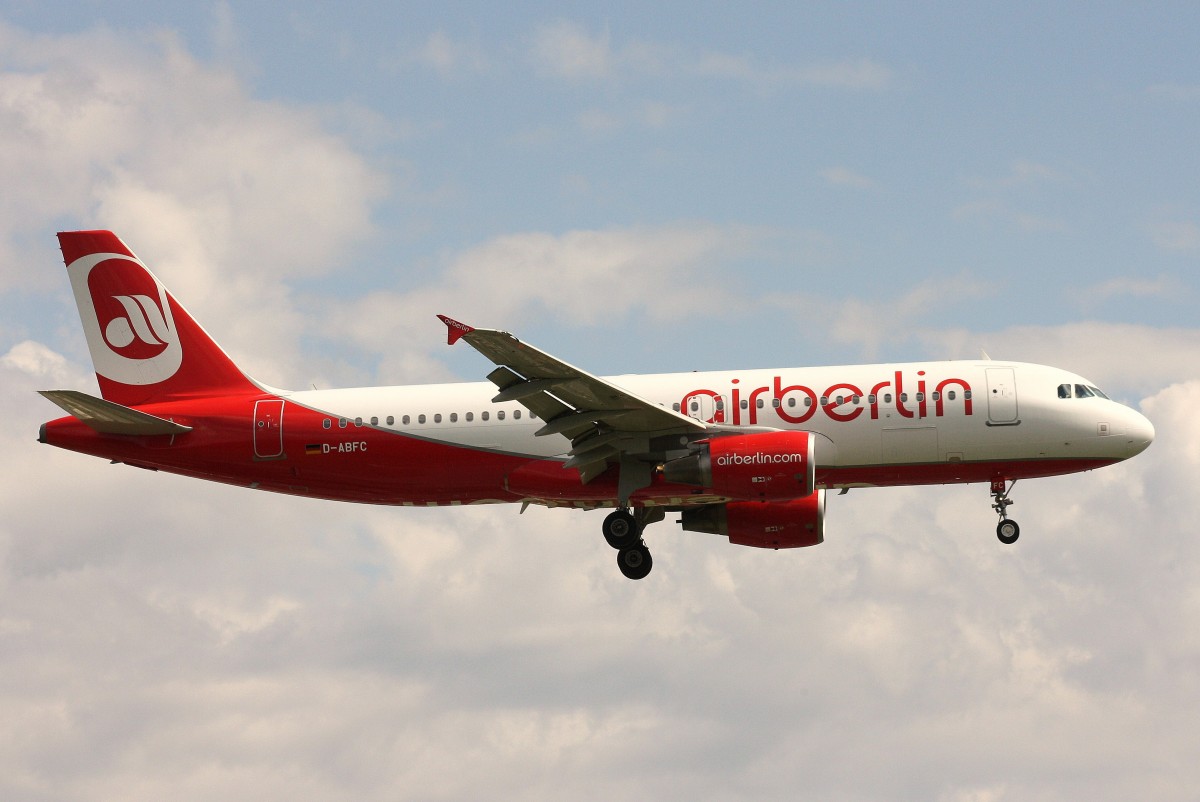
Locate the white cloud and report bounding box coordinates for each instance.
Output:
[409,31,489,77]
[1146,220,1200,254]
[529,20,894,92]
[0,20,385,384]
[530,20,615,80]
[765,274,989,362]
[966,160,1067,191]
[1079,274,1186,307]
[695,53,894,91]
[820,166,878,190]
[953,161,1074,232]
[1,340,76,383]
[952,199,1069,233]
[921,321,1200,399]
[574,100,687,136]
[323,222,764,384]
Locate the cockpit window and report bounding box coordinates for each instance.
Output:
[1059,383,1111,400]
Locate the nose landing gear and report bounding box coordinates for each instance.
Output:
[991,479,1020,544]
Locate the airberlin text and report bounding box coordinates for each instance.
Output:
[715,451,805,466]
[681,371,974,426]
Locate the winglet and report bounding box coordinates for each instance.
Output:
[437,314,475,345]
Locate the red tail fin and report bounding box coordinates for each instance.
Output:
[58,230,260,405]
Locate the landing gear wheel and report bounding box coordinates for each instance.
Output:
[602,509,640,550]
[990,479,1020,546]
[617,544,653,580]
[996,519,1020,545]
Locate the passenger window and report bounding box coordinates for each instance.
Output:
[339,418,348,428]
[820,396,829,405]
[715,400,725,411]
[386,416,394,426]
[370,416,379,426]
[514,410,521,420]
[772,398,781,408]
[498,410,505,420]
[900,393,908,403]
[322,419,331,429]
[948,391,956,401]
[868,394,877,405]
[1058,384,1072,399]
[963,391,972,400]
[740,400,748,410]
[466,412,474,422]
[482,411,489,421]
[852,395,860,405]
[450,413,458,423]
[418,414,426,424]
[690,401,699,412]
[787,398,796,408]
[673,403,681,412]
[434,413,442,423]
[354,417,363,427]
[756,399,764,409]
[931,392,940,402]
[884,394,893,403]
[915,393,924,403]
[402,415,410,425]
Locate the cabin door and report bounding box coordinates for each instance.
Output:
[253,399,286,459]
[985,368,1019,425]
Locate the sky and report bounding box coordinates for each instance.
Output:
[1,2,1199,800]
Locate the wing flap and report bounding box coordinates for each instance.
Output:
[39,390,192,436]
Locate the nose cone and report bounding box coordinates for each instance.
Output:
[1127,409,1155,457]
[1123,410,1152,453]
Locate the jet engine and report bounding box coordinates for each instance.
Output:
[662,431,816,501]
[679,493,826,549]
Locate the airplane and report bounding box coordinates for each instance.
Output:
[38,230,1155,579]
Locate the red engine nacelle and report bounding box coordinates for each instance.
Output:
[679,492,826,549]
[662,431,816,501]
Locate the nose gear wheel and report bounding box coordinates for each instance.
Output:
[990,479,1020,544]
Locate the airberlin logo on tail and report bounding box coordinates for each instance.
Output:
[67,252,183,386]
[104,294,173,350]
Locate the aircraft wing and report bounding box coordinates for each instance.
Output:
[438,315,705,484]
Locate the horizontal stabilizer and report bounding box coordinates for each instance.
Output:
[38,390,192,436]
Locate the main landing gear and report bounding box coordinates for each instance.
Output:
[602,508,658,580]
[991,478,1020,544]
